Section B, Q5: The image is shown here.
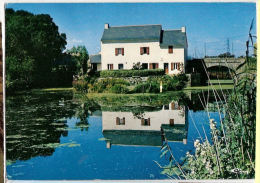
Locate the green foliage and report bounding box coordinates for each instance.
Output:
[72,80,88,92]
[67,46,89,75]
[133,74,188,93]
[100,69,165,77]
[5,8,68,92]
[133,82,160,93]
[158,57,256,179]
[74,78,130,94]
[109,84,129,94]
[132,62,143,70]
[91,78,130,93]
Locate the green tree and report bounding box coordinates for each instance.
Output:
[5,8,67,90]
[67,46,89,75]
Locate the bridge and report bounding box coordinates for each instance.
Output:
[204,57,245,71]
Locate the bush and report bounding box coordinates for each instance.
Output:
[133,82,160,93]
[109,84,129,94]
[72,80,88,92]
[89,78,130,93]
[100,69,165,78]
[133,74,188,93]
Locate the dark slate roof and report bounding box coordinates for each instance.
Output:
[101,25,162,43]
[103,130,162,147]
[161,124,187,142]
[160,30,187,48]
[90,54,101,64]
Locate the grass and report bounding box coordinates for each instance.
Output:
[31,87,73,92]
[184,84,234,91]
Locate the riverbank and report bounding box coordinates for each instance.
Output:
[26,81,233,96]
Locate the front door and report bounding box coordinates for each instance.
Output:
[164,63,169,74]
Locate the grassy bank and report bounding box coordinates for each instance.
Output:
[31,87,73,92]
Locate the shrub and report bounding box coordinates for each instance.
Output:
[72,80,88,92]
[90,78,130,93]
[100,69,165,78]
[133,81,160,93]
[109,84,129,94]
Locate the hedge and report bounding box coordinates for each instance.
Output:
[100,69,165,78]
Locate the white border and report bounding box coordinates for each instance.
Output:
[1,0,257,183]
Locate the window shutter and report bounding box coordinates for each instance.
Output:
[171,63,173,70]
[171,102,175,110]
[116,117,120,125]
[111,64,113,70]
[168,46,173,53]
[122,48,124,56]
[156,63,159,69]
[140,47,143,55]
[149,63,153,69]
[169,119,174,126]
[141,118,145,125]
[122,117,125,124]
[147,118,151,126]
[177,63,180,70]
[147,47,149,55]
[115,48,118,56]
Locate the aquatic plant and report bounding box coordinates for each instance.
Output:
[157,46,256,179]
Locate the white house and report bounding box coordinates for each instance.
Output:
[102,101,188,148]
[90,23,188,74]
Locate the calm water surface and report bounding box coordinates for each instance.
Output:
[6,90,223,180]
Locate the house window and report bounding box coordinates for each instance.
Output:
[141,118,151,126]
[142,63,148,69]
[116,117,125,125]
[140,47,149,55]
[168,46,173,54]
[107,64,113,70]
[115,48,124,56]
[164,105,169,110]
[149,63,159,69]
[169,119,174,126]
[118,64,124,70]
[171,62,180,70]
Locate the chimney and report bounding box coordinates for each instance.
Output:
[104,23,109,29]
[181,26,186,33]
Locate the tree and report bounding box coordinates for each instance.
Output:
[67,46,89,75]
[218,52,235,58]
[5,8,67,90]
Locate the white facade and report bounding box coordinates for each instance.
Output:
[100,24,188,75]
[102,103,186,132]
[101,42,187,74]
[102,101,188,148]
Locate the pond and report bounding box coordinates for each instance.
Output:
[6,90,225,180]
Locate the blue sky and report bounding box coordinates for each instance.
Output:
[6,3,256,58]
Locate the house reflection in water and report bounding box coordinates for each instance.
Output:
[102,101,188,148]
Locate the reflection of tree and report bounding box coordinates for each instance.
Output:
[74,103,90,131]
[74,99,100,131]
[6,91,78,162]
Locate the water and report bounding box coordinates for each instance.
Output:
[6,90,223,180]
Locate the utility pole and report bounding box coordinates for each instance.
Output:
[232,41,234,56]
[204,43,206,58]
[226,38,230,54]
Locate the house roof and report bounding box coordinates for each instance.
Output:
[160,30,187,48]
[103,130,162,147]
[161,124,187,142]
[90,54,101,64]
[101,25,162,43]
